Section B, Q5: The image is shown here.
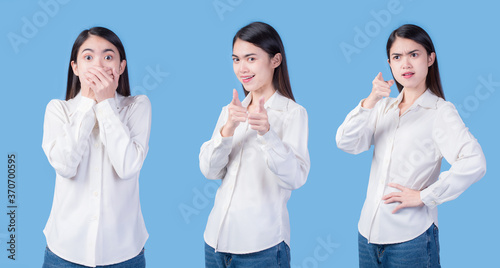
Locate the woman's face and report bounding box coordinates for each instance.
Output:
[388,37,435,92]
[232,38,280,95]
[71,35,126,90]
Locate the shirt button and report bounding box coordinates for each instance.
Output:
[431,201,436,205]
[94,143,99,148]
[94,168,99,172]
[93,191,99,197]
[91,215,98,221]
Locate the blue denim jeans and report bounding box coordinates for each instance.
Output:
[358,224,440,268]
[42,246,145,268]
[205,241,290,268]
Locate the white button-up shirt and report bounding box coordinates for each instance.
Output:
[336,89,486,244]
[42,93,151,266]
[200,91,310,253]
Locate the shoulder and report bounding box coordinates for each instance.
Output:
[45,98,71,113]
[119,94,151,109]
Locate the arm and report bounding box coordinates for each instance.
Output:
[256,106,310,190]
[336,72,392,154]
[95,95,151,179]
[335,100,378,154]
[42,97,96,178]
[199,107,233,180]
[420,102,487,208]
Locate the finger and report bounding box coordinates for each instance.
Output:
[387,80,395,87]
[392,204,405,214]
[375,72,384,82]
[89,67,113,83]
[86,68,106,84]
[388,183,405,191]
[258,96,265,113]
[232,89,242,106]
[112,68,119,83]
[248,118,264,126]
[247,113,265,120]
[233,116,247,122]
[85,72,100,86]
[383,197,401,204]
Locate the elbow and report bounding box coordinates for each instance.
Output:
[55,166,77,179]
[115,165,142,179]
[199,163,222,180]
[114,161,143,180]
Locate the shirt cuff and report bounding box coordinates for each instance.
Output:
[420,187,439,209]
[77,96,96,113]
[256,128,281,151]
[94,98,117,119]
[214,126,233,148]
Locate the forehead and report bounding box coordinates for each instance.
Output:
[232,38,267,56]
[389,37,426,53]
[79,35,118,53]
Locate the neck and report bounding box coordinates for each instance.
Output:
[401,86,426,105]
[249,86,275,106]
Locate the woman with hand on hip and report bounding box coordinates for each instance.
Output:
[200,22,310,268]
[336,24,486,267]
[42,27,150,268]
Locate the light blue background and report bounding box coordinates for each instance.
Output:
[1,0,499,267]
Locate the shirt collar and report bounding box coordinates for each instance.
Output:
[241,91,289,111]
[386,88,439,113]
[74,91,124,109]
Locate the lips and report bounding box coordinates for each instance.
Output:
[402,72,414,78]
[241,75,255,83]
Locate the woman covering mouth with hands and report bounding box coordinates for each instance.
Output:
[200,22,310,268]
[336,24,486,267]
[42,27,151,268]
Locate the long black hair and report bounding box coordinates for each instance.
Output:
[66,27,130,100]
[386,24,445,100]
[233,22,295,101]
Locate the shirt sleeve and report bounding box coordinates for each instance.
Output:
[199,107,233,180]
[420,102,487,209]
[94,95,151,179]
[256,106,310,190]
[42,97,96,178]
[336,99,379,154]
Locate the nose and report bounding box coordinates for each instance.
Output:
[238,61,249,74]
[92,57,104,68]
[402,56,411,69]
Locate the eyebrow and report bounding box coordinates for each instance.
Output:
[232,53,257,58]
[81,48,116,54]
[391,49,420,56]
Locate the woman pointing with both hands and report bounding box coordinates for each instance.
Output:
[337,24,486,267]
[200,22,310,268]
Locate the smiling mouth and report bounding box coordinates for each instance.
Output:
[241,75,255,83]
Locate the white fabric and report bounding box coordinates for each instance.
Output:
[336,89,486,244]
[42,92,151,266]
[200,91,310,253]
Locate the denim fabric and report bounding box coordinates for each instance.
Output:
[359,224,440,268]
[205,241,290,268]
[42,247,145,268]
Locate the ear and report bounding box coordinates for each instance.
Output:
[71,61,79,76]
[271,53,282,68]
[119,59,127,75]
[387,58,394,71]
[427,52,436,67]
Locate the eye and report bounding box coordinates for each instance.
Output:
[232,57,239,63]
[411,53,418,57]
[248,57,255,62]
[104,55,113,60]
[84,55,93,60]
[393,55,400,60]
